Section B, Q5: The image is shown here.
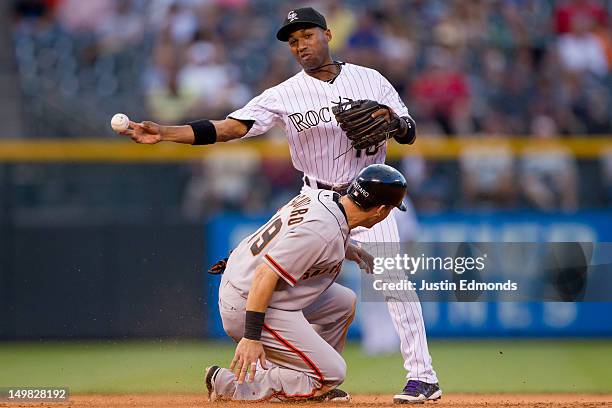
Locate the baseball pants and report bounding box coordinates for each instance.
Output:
[352,211,438,383]
[214,278,357,401]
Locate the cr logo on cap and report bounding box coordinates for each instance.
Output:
[287,10,298,22]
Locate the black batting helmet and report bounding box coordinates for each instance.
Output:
[347,164,407,211]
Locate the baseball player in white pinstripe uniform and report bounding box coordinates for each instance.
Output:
[119,6,440,403]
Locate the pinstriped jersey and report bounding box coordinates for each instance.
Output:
[223,189,349,311]
[227,63,411,184]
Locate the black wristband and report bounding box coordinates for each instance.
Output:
[188,119,217,145]
[244,311,265,341]
[394,116,416,145]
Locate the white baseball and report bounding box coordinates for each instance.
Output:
[111,113,130,132]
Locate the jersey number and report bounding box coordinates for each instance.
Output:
[249,217,283,255]
[355,145,379,157]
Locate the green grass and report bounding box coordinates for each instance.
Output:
[1,340,611,394]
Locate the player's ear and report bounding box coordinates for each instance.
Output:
[324,29,332,43]
[376,205,393,220]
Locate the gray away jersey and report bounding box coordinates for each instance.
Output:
[223,189,349,311]
[228,63,411,184]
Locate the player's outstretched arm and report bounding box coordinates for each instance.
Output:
[119,118,249,145]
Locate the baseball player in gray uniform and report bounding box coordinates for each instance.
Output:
[205,164,407,402]
[119,6,440,403]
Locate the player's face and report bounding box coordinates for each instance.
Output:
[287,27,331,70]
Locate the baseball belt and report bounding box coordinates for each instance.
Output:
[304,176,350,195]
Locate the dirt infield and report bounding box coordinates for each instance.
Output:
[3,394,612,408]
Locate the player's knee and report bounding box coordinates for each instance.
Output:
[220,314,243,343]
[339,287,357,316]
[222,325,241,343]
[322,356,347,385]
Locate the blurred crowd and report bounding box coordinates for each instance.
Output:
[9,0,612,214]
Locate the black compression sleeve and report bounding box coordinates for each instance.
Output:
[244,311,265,341]
[394,116,416,145]
[188,119,217,145]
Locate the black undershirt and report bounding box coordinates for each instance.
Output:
[332,192,348,223]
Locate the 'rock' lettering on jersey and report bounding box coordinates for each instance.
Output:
[288,107,332,132]
[287,96,354,133]
[228,63,411,185]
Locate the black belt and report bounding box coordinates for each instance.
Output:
[304,176,350,195]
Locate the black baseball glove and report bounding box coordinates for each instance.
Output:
[208,251,232,275]
[332,99,403,150]
[208,257,228,275]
